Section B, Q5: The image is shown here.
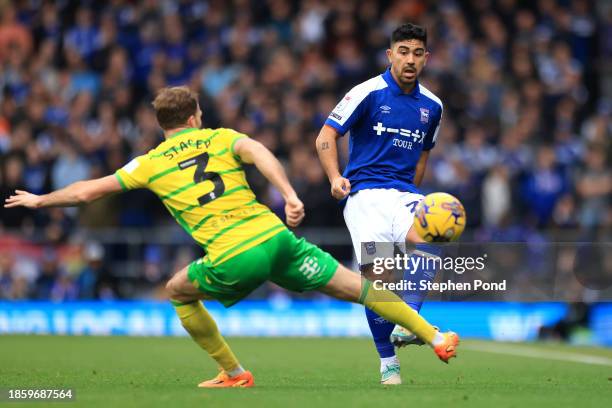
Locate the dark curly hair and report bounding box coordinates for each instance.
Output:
[391,23,427,47]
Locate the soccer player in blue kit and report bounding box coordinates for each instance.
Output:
[316,23,443,384]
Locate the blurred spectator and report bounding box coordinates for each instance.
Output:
[552,194,578,229]
[0,1,32,63]
[51,142,91,191]
[64,7,99,62]
[0,249,38,300]
[454,125,498,175]
[34,248,67,300]
[497,127,532,175]
[521,145,569,227]
[576,145,612,229]
[76,242,108,299]
[1,153,33,228]
[482,165,512,227]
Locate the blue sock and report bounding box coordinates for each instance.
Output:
[364,244,442,359]
[365,307,396,358]
[401,243,441,312]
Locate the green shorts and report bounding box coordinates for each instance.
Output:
[187,229,339,307]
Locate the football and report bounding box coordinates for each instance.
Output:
[414,192,466,242]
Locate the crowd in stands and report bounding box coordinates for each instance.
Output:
[0,0,609,300]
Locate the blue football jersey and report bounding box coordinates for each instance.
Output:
[325,68,443,194]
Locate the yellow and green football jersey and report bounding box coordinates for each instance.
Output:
[115,127,286,265]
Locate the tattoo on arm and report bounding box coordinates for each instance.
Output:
[321,142,329,150]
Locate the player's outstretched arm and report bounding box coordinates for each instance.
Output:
[233,137,304,227]
[315,125,350,200]
[4,175,123,209]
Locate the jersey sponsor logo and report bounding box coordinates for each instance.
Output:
[393,138,414,150]
[299,256,321,280]
[372,122,425,147]
[209,206,259,230]
[330,112,342,120]
[420,108,430,123]
[380,105,391,113]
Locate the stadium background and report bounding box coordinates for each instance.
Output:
[0,0,610,345]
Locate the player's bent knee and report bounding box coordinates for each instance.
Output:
[165,279,178,296]
[165,273,190,298]
[166,274,185,292]
[166,269,210,303]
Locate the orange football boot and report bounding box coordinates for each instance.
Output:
[198,370,255,388]
[433,331,460,363]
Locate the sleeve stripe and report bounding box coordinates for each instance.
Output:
[230,135,247,156]
[329,76,387,127]
[418,84,443,109]
[115,172,128,191]
[323,120,343,133]
[431,120,442,143]
[423,112,442,151]
[419,83,443,150]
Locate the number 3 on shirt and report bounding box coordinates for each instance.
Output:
[178,152,225,206]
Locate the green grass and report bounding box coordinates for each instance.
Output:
[0,336,611,407]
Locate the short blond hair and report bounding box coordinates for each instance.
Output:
[152,86,198,130]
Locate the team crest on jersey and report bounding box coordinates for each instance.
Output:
[364,241,376,255]
[420,108,430,123]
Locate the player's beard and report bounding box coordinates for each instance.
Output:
[401,64,418,82]
[394,66,418,89]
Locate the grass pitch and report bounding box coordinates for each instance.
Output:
[0,336,611,408]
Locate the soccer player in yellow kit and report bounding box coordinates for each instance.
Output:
[5,86,458,388]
